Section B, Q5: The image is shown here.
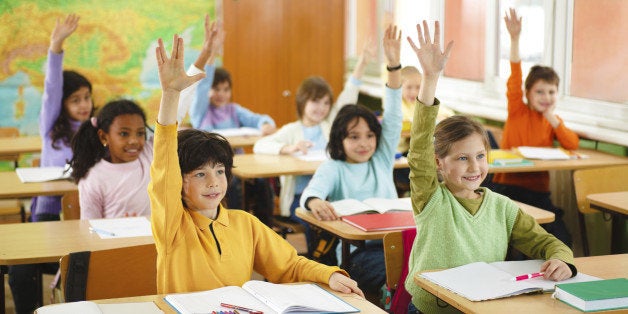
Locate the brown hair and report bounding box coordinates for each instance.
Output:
[434,115,490,158]
[295,76,334,119]
[524,65,559,91]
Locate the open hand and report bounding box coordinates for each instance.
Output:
[407,21,453,78]
[383,24,401,67]
[504,8,522,40]
[50,14,80,53]
[156,35,205,93]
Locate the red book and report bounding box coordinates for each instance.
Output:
[341,212,415,232]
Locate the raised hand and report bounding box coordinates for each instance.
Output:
[383,25,401,67]
[194,15,222,69]
[50,13,80,54]
[156,35,205,93]
[407,21,453,78]
[504,8,522,40]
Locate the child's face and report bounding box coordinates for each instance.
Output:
[209,81,232,107]
[436,133,488,199]
[302,95,331,126]
[182,162,228,212]
[401,73,421,104]
[64,86,93,122]
[98,114,146,164]
[342,117,376,164]
[526,80,558,113]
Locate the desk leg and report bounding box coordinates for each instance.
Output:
[341,240,350,269]
[1,266,6,314]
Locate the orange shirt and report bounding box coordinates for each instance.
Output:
[493,62,579,192]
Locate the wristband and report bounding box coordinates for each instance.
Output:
[386,64,402,72]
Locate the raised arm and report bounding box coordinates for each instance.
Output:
[383,24,402,89]
[352,39,377,80]
[50,14,79,54]
[156,35,206,125]
[504,8,521,63]
[407,21,453,106]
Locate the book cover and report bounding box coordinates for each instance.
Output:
[342,212,415,232]
[488,149,534,167]
[16,166,72,183]
[164,281,359,314]
[331,197,412,216]
[554,278,628,312]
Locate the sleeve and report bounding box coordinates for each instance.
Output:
[176,64,205,123]
[253,122,297,154]
[377,85,402,167]
[506,62,527,116]
[78,177,104,219]
[40,50,65,137]
[509,209,575,265]
[299,162,339,209]
[326,75,362,123]
[148,123,187,251]
[407,100,441,215]
[553,117,580,150]
[251,219,347,284]
[233,105,276,129]
[190,64,216,128]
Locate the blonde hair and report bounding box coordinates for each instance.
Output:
[401,66,421,81]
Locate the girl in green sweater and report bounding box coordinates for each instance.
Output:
[403,20,576,314]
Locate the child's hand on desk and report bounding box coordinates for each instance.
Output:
[541,259,572,281]
[308,198,339,221]
[328,272,365,298]
[280,140,313,155]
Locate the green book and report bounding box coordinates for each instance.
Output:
[554,278,628,312]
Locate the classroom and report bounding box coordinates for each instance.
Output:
[1,1,627,313]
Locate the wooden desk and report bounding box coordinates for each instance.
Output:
[0,135,41,157]
[93,285,386,313]
[414,254,628,314]
[226,135,260,149]
[0,219,154,314]
[233,154,409,179]
[587,191,628,254]
[488,149,628,173]
[296,201,554,266]
[0,171,77,200]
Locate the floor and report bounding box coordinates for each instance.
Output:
[1,230,307,314]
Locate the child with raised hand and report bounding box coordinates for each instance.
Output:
[9,14,94,314]
[492,8,579,247]
[150,33,363,297]
[403,20,576,314]
[298,25,403,292]
[68,99,153,219]
[253,40,376,248]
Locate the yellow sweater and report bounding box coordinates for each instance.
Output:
[149,123,345,294]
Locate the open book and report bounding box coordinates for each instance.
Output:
[16,166,72,183]
[164,281,359,314]
[331,197,412,216]
[420,260,600,301]
[516,146,572,160]
[214,127,262,137]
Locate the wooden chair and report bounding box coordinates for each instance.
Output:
[383,229,416,313]
[59,243,157,301]
[573,164,628,256]
[61,190,80,220]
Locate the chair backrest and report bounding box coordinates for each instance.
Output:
[383,231,404,289]
[59,243,157,301]
[483,124,503,149]
[61,191,80,220]
[573,164,628,214]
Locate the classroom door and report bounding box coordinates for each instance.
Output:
[223,0,345,128]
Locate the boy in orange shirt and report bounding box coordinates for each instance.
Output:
[492,8,579,247]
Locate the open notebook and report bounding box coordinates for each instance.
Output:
[164,281,359,314]
[16,166,72,183]
[420,260,600,301]
[331,197,412,216]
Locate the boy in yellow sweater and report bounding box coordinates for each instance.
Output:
[149,33,363,297]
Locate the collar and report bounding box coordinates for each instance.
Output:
[188,203,230,231]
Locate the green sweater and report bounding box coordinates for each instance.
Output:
[405,101,575,314]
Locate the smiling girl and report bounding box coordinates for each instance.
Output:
[69,99,153,219]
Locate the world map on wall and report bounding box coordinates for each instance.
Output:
[0,1,214,135]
